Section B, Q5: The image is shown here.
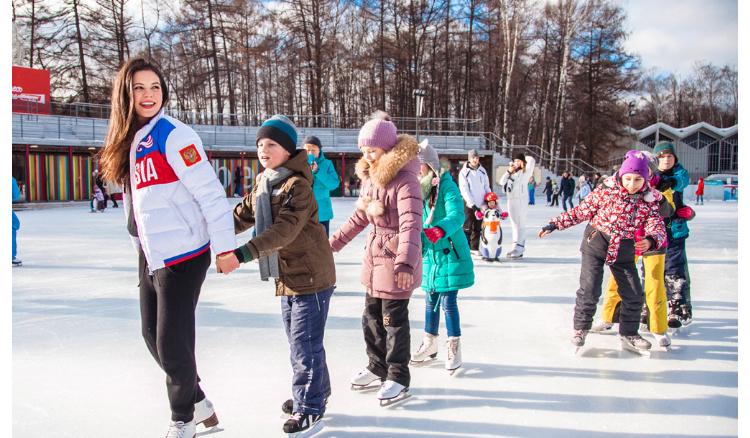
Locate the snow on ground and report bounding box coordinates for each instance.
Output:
[12,198,737,437]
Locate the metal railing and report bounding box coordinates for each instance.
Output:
[13,100,483,131]
[604,138,738,182]
[14,103,608,176]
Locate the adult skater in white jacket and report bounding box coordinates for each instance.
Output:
[458,149,492,251]
[498,153,536,258]
[99,58,236,438]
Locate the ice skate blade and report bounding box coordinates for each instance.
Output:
[620,343,651,357]
[196,426,224,437]
[447,366,463,376]
[286,418,324,438]
[410,355,437,366]
[379,391,411,408]
[589,328,616,335]
[350,381,381,392]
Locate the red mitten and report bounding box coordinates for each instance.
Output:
[474,210,484,220]
[424,227,446,244]
[675,206,696,220]
[500,211,509,219]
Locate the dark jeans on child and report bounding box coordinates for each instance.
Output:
[281,287,333,415]
[574,225,644,336]
[665,235,691,305]
[463,205,482,251]
[363,295,411,388]
[320,220,330,237]
[139,249,210,423]
[562,193,574,211]
[424,291,461,337]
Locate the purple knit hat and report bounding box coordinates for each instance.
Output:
[618,150,650,180]
[358,111,398,151]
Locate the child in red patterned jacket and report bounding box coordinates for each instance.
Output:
[538,150,667,354]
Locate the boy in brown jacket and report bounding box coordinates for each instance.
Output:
[221,115,335,435]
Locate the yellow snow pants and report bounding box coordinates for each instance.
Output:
[601,254,668,335]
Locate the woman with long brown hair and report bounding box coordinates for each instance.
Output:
[100,57,237,438]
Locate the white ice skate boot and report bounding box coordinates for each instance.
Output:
[506,244,524,259]
[652,332,672,350]
[410,333,438,364]
[350,368,382,390]
[165,420,195,438]
[590,320,614,333]
[194,398,219,428]
[445,337,462,374]
[377,380,410,407]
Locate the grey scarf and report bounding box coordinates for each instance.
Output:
[255,166,294,281]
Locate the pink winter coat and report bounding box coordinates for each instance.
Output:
[330,135,423,299]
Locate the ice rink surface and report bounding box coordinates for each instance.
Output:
[12,198,737,437]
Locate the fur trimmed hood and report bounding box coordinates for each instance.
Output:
[355,134,420,188]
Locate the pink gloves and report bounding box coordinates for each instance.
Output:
[675,206,696,220]
[424,227,446,244]
[474,210,484,220]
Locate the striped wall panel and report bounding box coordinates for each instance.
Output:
[210,157,260,196]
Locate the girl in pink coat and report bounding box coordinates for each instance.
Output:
[330,112,422,405]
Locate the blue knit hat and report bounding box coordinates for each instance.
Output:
[257,115,298,154]
[653,141,678,162]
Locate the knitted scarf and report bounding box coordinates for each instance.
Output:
[255,166,294,280]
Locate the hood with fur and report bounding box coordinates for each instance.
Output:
[355,134,420,188]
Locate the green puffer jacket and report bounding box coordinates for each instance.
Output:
[421,172,475,293]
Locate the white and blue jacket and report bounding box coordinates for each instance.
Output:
[126,110,235,271]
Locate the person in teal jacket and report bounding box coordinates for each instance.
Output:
[12,177,22,266]
[411,140,474,373]
[303,136,340,236]
[654,141,693,327]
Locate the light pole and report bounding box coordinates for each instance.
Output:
[413,89,426,141]
[628,100,636,146]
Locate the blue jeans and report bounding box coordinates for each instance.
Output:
[12,228,17,260]
[562,193,574,211]
[528,188,535,205]
[281,287,333,415]
[12,212,19,260]
[424,291,461,337]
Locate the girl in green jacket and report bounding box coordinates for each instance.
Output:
[411,140,475,373]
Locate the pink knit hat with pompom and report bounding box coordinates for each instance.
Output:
[358,111,398,151]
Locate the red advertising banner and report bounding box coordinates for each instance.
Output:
[12,66,51,114]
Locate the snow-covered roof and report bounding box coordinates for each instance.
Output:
[631,122,737,140]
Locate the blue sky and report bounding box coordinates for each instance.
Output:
[622,0,738,77]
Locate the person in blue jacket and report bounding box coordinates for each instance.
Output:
[12,177,22,266]
[654,141,693,327]
[302,136,340,236]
